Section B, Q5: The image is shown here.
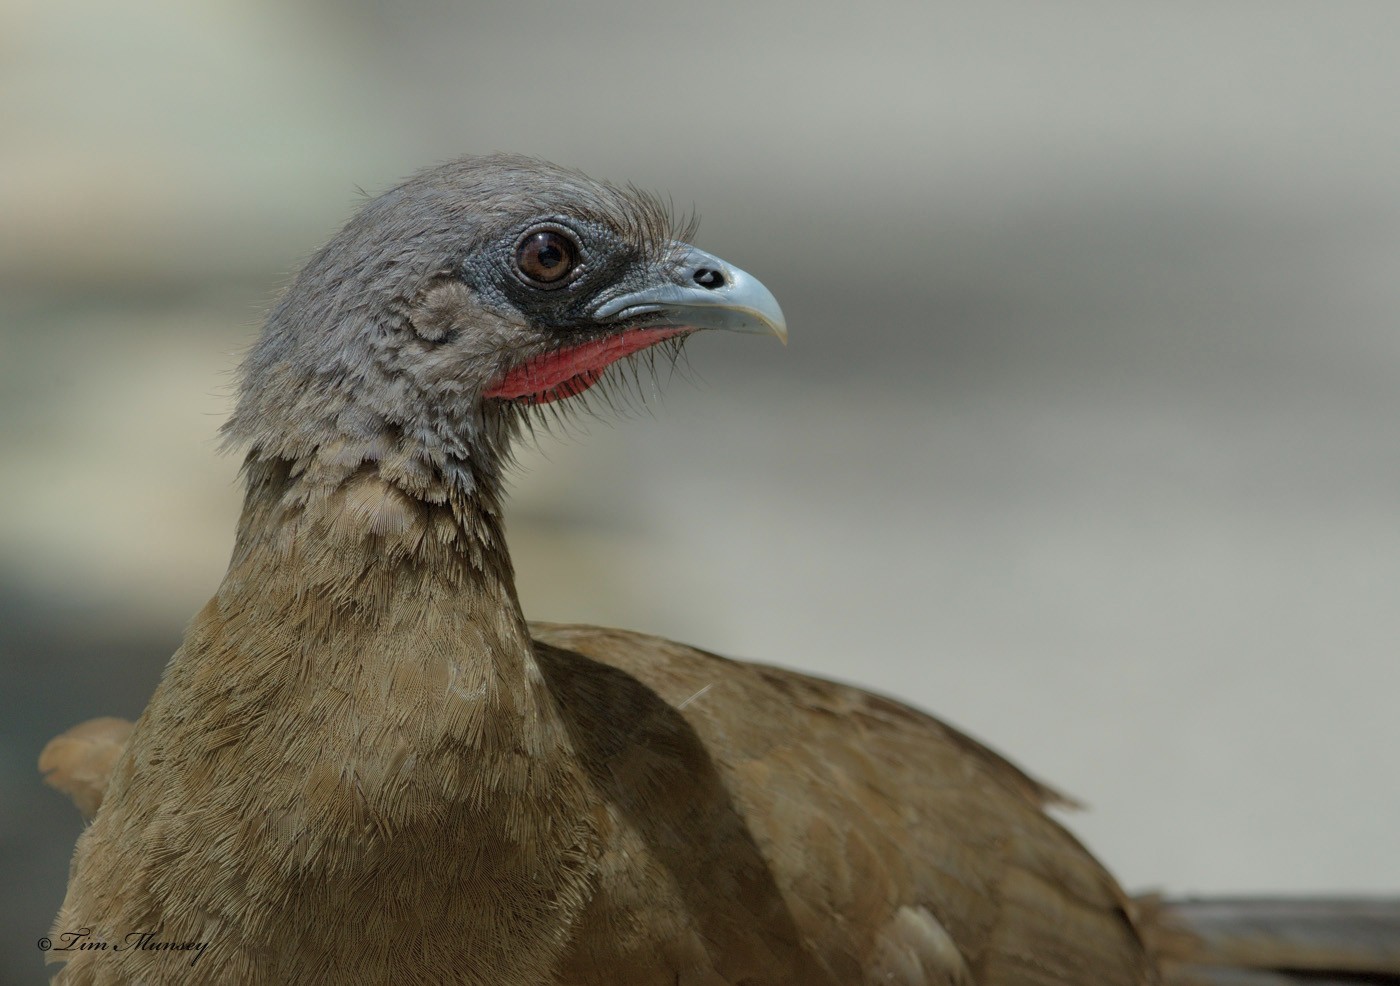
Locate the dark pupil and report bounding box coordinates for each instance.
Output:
[520,232,573,282]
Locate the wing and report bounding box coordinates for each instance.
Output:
[531,622,1157,986]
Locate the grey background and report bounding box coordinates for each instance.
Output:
[4,1,1400,982]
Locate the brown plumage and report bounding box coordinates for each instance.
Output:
[40,718,133,821]
[43,156,1400,985]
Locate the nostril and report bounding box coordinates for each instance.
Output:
[692,267,725,290]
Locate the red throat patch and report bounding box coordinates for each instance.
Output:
[483,328,689,404]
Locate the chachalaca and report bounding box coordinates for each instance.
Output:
[43,155,1400,985]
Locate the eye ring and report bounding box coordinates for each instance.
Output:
[513,225,582,288]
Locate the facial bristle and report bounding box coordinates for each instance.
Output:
[500,335,695,458]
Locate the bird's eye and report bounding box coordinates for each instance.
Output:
[514,228,580,287]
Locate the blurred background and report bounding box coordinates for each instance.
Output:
[4,0,1400,980]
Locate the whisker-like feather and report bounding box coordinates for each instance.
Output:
[500,334,695,462]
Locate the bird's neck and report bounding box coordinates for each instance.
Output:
[212,454,552,752]
[131,454,599,978]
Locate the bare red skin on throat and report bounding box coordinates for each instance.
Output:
[483,327,688,404]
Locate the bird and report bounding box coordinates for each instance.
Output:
[42,154,1400,985]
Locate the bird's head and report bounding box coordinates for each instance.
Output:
[225,155,785,498]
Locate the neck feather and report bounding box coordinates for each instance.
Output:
[208,453,547,748]
[117,451,598,979]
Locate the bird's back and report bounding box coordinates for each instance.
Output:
[530,623,1157,985]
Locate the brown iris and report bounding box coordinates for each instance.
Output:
[515,229,579,286]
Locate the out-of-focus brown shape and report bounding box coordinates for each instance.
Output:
[1137,893,1400,985]
[39,717,134,821]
